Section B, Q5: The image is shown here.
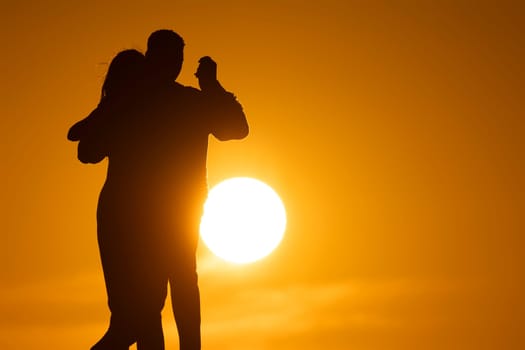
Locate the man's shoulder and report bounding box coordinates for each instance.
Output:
[171,82,201,96]
[163,83,204,114]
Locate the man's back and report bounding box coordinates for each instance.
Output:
[134,83,210,193]
[103,80,248,219]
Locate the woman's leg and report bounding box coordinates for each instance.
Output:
[95,203,138,350]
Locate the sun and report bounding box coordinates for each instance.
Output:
[200,177,287,264]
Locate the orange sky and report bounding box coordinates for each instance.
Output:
[1,1,524,349]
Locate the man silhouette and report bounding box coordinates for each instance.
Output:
[83,30,248,350]
[137,29,248,350]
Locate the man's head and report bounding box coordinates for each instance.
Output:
[145,29,185,81]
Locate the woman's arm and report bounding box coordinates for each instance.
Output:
[67,115,91,141]
[78,108,109,163]
[67,99,111,163]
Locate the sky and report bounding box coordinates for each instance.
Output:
[1,0,524,349]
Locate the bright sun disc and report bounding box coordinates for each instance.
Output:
[200,177,287,264]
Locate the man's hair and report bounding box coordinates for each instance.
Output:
[146,29,185,56]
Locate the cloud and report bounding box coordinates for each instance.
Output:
[0,271,107,327]
[2,258,522,350]
[202,279,391,337]
[193,268,523,350]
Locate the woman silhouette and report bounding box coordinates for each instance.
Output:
[68,49,144,153]
[68,50,165,350]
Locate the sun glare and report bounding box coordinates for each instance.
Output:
[200,177,287,264]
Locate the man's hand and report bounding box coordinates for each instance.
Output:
[195,56,222,92]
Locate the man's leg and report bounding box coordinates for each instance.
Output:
[168,196,205,350]
[170,264,201,350]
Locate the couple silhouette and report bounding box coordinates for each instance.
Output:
[68,30,249,350]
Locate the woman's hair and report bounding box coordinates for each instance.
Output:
[101,49,145,100]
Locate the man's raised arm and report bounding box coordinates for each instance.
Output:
[196,56,249,141]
